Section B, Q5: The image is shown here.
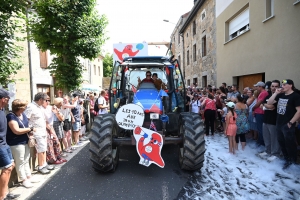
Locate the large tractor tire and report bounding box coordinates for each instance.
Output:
[178,113,205,171]
[89,114,119,173]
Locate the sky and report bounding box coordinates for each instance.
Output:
[96,0,194,56]
[178,134,300,199]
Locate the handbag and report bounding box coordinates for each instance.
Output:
[12,112,36,147]
[27,134,36,147]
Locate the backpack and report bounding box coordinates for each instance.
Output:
[94,98,99,113]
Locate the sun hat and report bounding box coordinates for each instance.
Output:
[226,102,235,108]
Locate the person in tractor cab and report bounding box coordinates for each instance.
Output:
[152,73,166,90]
[137,71,154,89]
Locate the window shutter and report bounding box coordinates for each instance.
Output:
[229,8,249,35]
[39,51,48,68]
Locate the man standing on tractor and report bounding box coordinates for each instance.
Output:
[152,73,166,90]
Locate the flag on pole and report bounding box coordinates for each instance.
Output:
[150,121,157,131]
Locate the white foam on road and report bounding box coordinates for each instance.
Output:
[179,134,300,200]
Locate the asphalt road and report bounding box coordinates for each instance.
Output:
[29,144,192,200]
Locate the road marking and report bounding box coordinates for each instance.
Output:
[162,181,169,200]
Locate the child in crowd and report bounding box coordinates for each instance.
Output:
[224,102,237,154]
[218,100,228,136]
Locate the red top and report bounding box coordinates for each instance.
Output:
[254,90,268,114]
[204,99,216,111]
[141,78,154,83]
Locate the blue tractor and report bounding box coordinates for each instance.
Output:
[89,56,205,172]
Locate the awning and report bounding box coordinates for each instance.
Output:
[81,84,101,92]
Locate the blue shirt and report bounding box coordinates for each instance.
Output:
[0,108,8,147]
[6,113,29,146]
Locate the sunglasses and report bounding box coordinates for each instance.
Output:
[46,100,51,102]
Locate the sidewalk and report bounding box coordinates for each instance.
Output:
[9,140,90,200]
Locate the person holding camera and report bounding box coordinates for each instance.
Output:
[7,99,39,188]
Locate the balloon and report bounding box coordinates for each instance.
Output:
[136,43,144,50]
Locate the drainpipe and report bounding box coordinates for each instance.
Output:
[181,33,186,81]
[26,8,33,101]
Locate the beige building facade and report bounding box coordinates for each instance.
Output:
[216,0,300,90]
[178,0,217,88]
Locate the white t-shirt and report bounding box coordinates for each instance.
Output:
[43,105,54,125]
[98,96,108,114]
[190,100,201,113]
[222,107,228,118]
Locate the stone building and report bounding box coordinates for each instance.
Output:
[173,0,217,88]
[170,12,190,77]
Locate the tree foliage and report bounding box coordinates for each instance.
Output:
[103,53,113,77]
[29,0,108,90]
[0,0,28,85]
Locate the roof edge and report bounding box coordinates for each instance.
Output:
[179,0,206,34]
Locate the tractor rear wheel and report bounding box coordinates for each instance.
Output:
[89,114,119,172]
[178,113,205,171]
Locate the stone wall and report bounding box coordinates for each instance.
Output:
[182,0,217,88]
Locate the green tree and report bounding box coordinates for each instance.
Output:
[103,53,113,77]
[28,0,108,90]
[0,0,28,85]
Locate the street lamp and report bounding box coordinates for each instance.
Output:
[163,19,176,25]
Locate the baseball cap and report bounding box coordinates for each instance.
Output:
[282,79,294,85]
[226,102,235,108]
[254,81,265,87]
[0,88,12,99]
[72,93,78,98]
[78,98,84,103]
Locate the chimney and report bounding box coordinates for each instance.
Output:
[194,0,198,4]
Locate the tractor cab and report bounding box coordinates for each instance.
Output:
[109,56,186,134]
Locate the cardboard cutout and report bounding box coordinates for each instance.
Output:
[116,104,144,130]
[133,126,165,168]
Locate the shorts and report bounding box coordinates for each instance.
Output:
[72,122,81,131]
[53,121,65,139]
[34,134,47,153]
[221,117,225,123]
[235,134,246,143]
[0,145,14,169]
[63,120,72,131]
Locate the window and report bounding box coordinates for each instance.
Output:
[202,36,206,57]
[193,20,196,35]
[186,32,188,38]
[174,36,175,43]
[178,33,180,44]
[201,11,206,20]
[229,7,249,40]
[187,50,190,65]
[178,55,181,66]
[39,51,48,68]
[94,65,96,75]
[193,44,197,61]
[266,0,274,19]
[98,66,101,76]
[193,78,198,86]
[202,76,207,88]
[187,79,191,87]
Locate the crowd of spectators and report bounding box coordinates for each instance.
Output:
[185,79,300,170]
[0,89,109,199]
